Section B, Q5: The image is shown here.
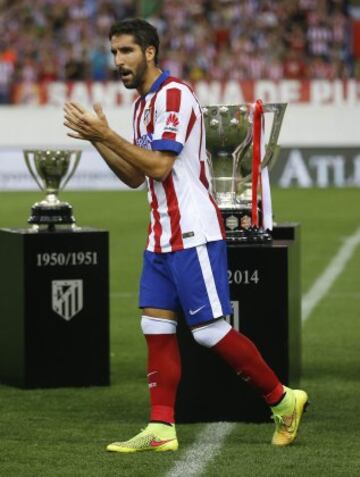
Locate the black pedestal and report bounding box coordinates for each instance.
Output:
[0,228,110,388]
[176,223,301,423]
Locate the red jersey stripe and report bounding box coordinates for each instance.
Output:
[133,97,142,143]
[146,92,158,134]
[185,108,197,141]
[199,161,209,190]
[149,178,162,252]
[166,88,181,112]
[163,172,184,251]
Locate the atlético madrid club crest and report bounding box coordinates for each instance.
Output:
[52,279,83,321]
[144,108,151,126]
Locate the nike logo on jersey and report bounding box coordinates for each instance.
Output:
[189,305,206,316]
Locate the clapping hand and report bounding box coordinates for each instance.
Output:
[63,102,110,142]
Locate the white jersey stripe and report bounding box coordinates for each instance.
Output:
[196,245,223,318]
[148,178,163,253]
[132,98,142,135]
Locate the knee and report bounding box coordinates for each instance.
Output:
[191,319,232,348]
[141,315,177,335]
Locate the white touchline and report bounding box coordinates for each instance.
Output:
[301,226,360,322]
[165,422,234,477]
[165,226,360,477]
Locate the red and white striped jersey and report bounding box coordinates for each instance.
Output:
[132,70,225,253]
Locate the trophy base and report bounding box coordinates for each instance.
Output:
[221,209,272,243]
[28,202,76,232]
[226,226,272,243]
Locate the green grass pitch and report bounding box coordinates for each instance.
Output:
[0,189,360,476]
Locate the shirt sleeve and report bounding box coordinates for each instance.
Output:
[151,86,197,155]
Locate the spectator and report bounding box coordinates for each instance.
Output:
[283,50,307,79]
[0,43,16,103]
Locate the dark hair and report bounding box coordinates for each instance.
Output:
[109,18,160,65]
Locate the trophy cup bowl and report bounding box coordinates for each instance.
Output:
[203,103,286,242]
[23,149,81,231]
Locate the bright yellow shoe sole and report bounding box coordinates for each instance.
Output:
[106,438,179,453]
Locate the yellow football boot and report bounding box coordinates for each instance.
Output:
[271,386,309,446]
[106,422,178,453]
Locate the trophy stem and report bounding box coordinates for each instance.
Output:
[45,193,61,205]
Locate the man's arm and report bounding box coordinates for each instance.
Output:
[101,130,176,182]
[64,102,176,182]
[91,141,145,189]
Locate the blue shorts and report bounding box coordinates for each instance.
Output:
[139,240,232,327]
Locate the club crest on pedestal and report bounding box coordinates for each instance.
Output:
[52,279,83,321]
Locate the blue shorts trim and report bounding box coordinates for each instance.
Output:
[139,240,232,327]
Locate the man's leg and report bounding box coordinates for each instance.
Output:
[192,319,309,446]
[107,250,181,453]
[173,241,308,446]
[106,309,180,453]
[192,319,283,404]
[142,309,181,425]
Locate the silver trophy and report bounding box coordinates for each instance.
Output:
[203,103,286,242]
[23,149,81,231]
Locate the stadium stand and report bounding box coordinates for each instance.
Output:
[0,0,358,104]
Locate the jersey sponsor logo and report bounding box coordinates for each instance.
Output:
[164,113,180,132]
[189,305,206,316]
[136,133,153,149]
[166,113,179,127]
[182,231,195,239]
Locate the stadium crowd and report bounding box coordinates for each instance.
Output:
[0,0,357,103]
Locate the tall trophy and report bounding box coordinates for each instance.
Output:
[203,101,286,242]
[23,149,81,231]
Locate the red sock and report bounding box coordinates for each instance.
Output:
[212,328,284,405]
[145,334,181,423]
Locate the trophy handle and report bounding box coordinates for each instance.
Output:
[23,150,45,191]
[231,108,253,197]
[60,150,81,191]
[206,150,216,193]
[260,103,287,169]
